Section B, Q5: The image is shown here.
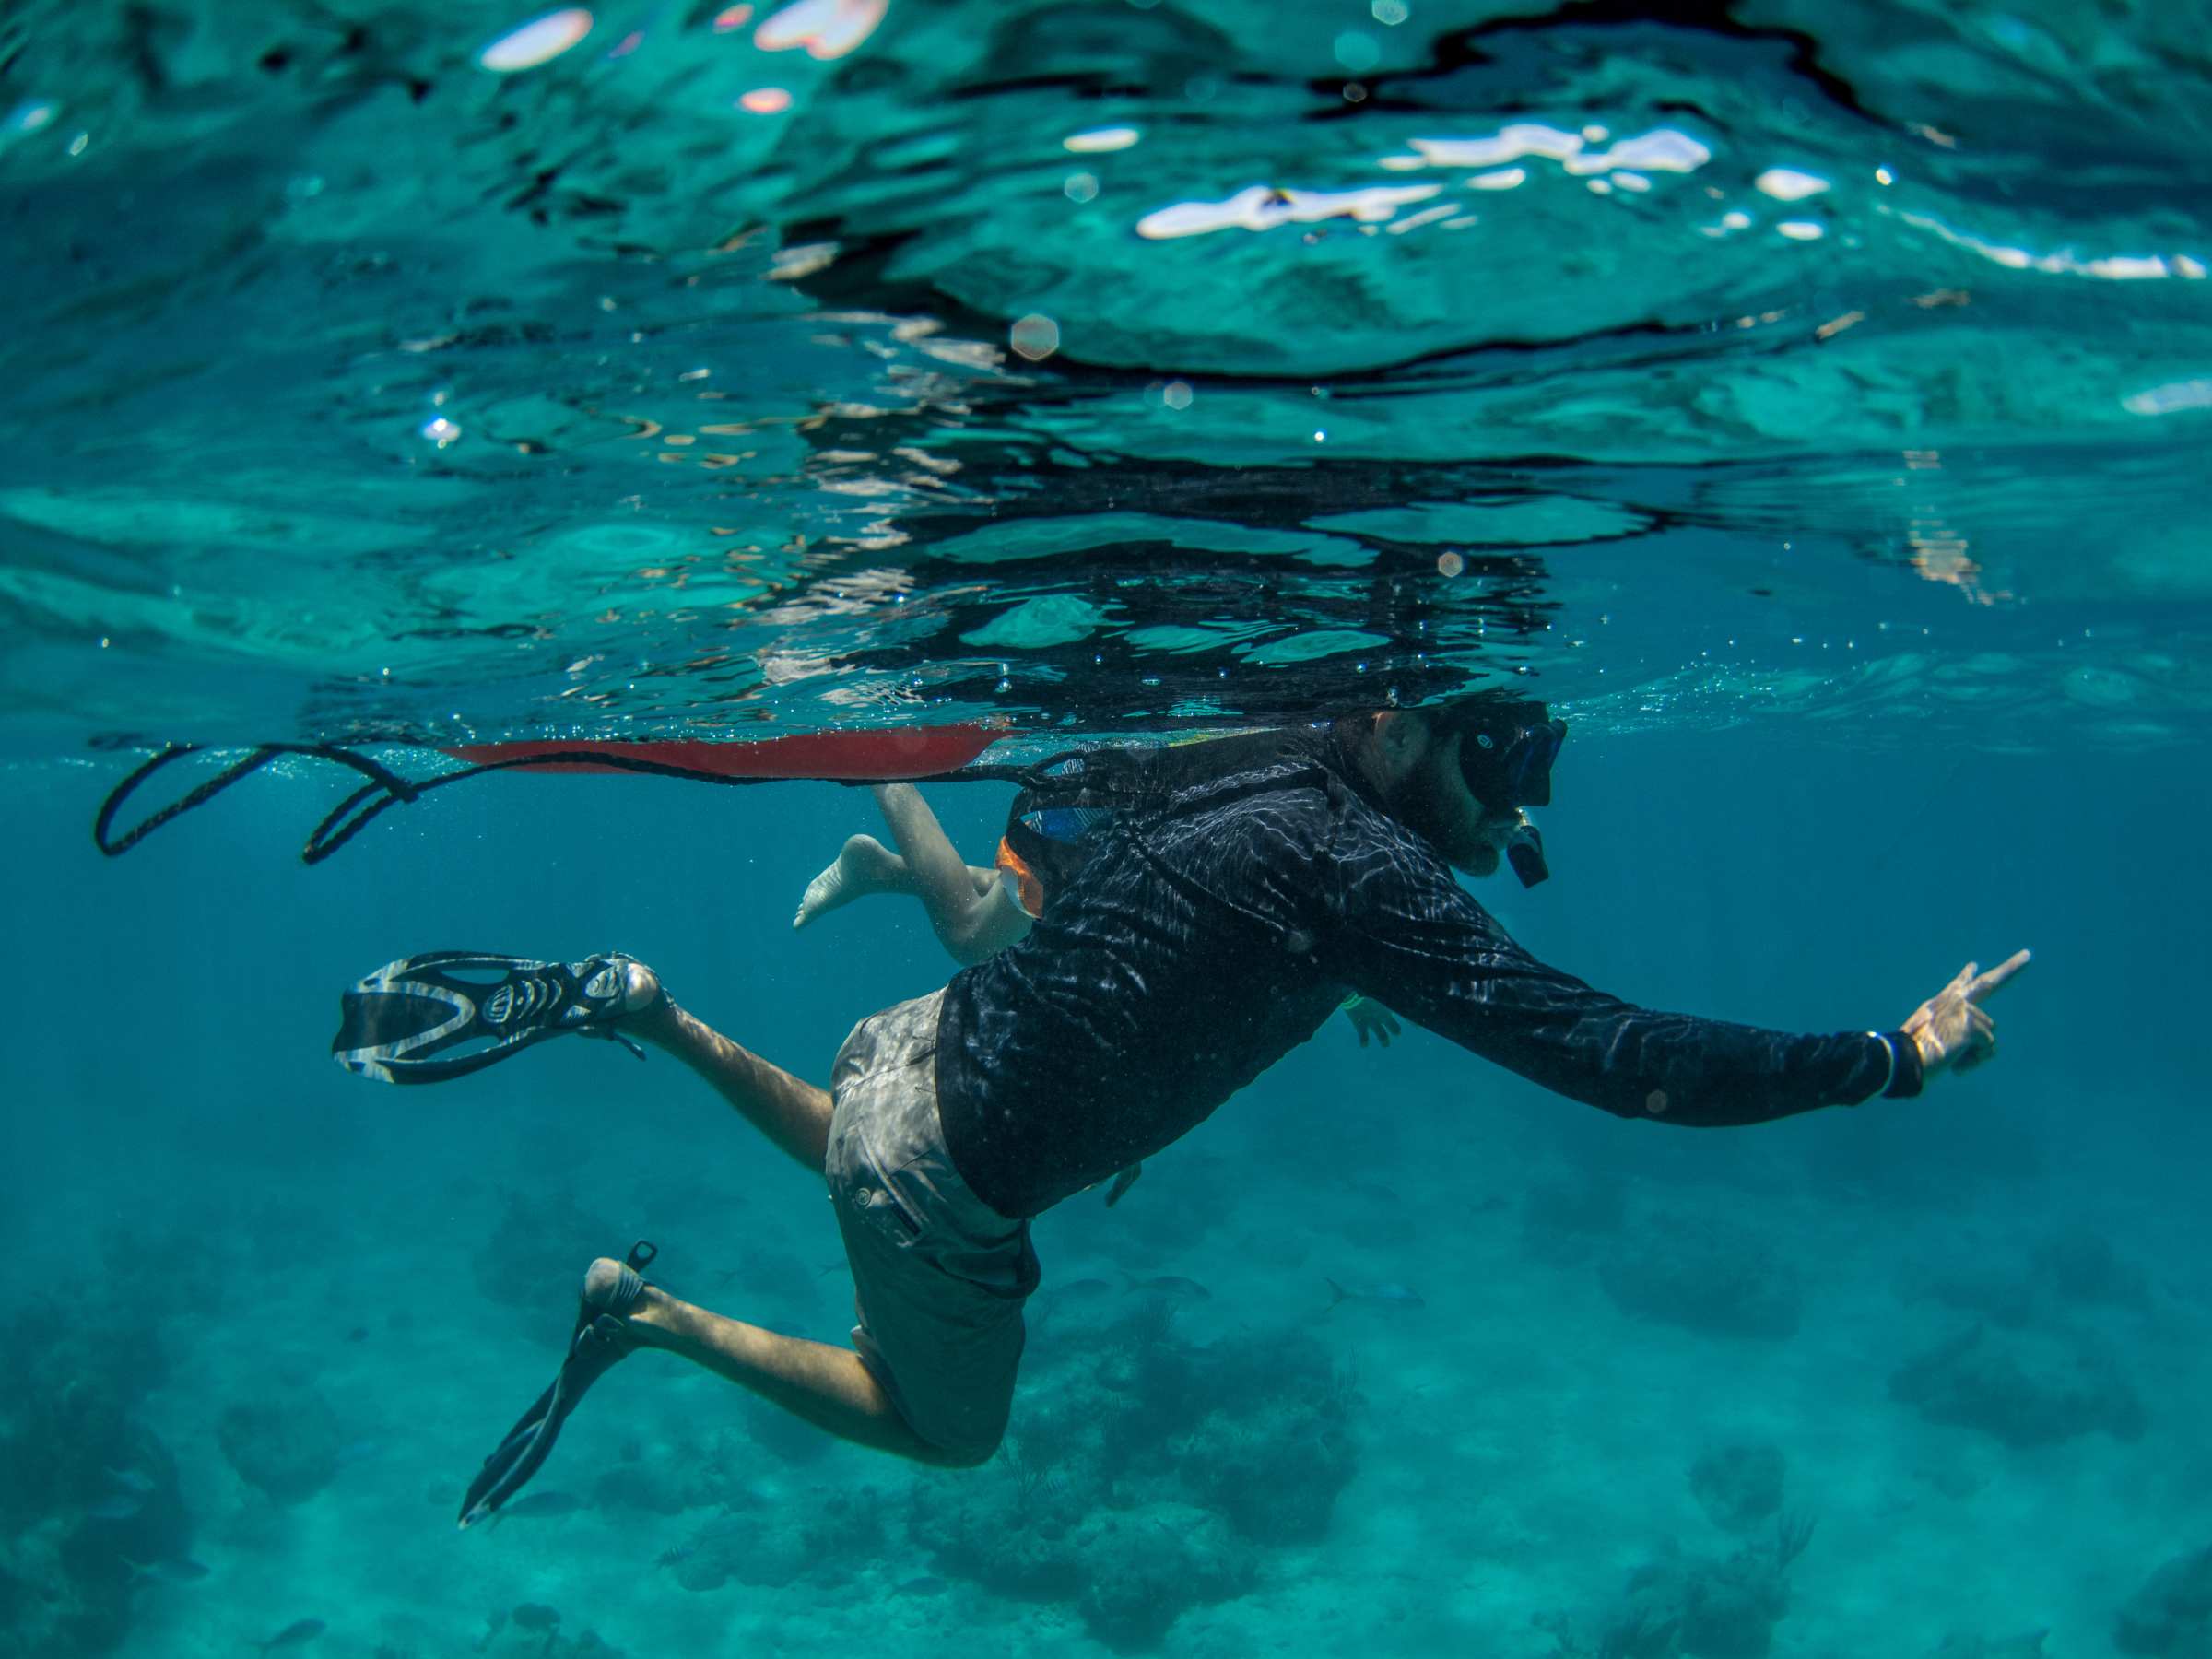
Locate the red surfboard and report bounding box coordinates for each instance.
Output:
[443,724,1003,781]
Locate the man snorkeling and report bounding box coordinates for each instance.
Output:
[333,696,2028,1517]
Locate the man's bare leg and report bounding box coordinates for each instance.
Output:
[598,1265,982,1467]
[587,984,981,1465]
[619,971,833,1173]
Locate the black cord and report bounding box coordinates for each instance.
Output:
[92,739,1061,865]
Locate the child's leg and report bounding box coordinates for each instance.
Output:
[794,784,1029,964]
[793,831,919,930]
[868,783,1031,965]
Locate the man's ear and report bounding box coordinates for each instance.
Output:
[1371,709,1427,778]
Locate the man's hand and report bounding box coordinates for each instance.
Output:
[1902,949,2030,1077]
[1341,995,1402,1049]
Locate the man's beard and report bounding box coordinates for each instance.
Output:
[1389,755,1499,876]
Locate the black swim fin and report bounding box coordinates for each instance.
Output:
[333,951,650,1084]
[458,1241,657,1530]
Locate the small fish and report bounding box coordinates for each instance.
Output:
[511,1603,562,1632]
[896,1575,948,1596]
[656,1541,697,1567]
[87,1494,145,1522]
[123,1556,211,1584]
[253,1618,325,1653]
[494,1490,582,1521]
[1124,1275,1211,1300]
[1325,1278,1425,1311]
[1054,1277,1114,1300]
[105,1466,157,1495]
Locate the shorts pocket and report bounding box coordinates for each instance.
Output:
[845,1147,927,1246]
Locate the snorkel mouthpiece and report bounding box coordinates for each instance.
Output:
[1504,818,1549,888]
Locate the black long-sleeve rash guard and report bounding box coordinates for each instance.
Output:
[933,730,1912,1220]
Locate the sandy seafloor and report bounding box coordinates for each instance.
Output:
[4,730,2206,1658]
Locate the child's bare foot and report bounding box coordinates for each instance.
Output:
[793,834,911,929]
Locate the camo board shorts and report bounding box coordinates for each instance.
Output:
[824,989,1039,1462]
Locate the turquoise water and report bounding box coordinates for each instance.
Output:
[4,1,2210,1654]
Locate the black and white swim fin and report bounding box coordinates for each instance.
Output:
[333,951,649,1084]
[458,1241,657,1529]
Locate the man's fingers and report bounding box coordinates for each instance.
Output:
[1967,948,2031,1002]
[1945,1004,1997,1074]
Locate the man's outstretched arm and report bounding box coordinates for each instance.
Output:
[1324,832,2028,1124]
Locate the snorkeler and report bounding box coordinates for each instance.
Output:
[340,696,2030,1513]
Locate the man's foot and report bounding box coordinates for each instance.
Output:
[793,834,910,929]
[609,958,663,1014]
[605,958,681,1045]
[582,1255,653,1334]
[455,1244,658,1528]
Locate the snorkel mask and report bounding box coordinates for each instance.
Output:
[1433,700,1566,888]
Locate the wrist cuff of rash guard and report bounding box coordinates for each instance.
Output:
[1878,1030,1924,1099]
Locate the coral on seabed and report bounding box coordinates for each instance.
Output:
[1521,1172,1629,1266]
[1688,1441,1786,1535]
[915,1307,1357,1649]
[2031,1227,2151,1310]
[2113,1543,2212,1655]
[218,1386,344,1503]
[0,1302,192,1657]
[1899,1225,2153,1327]
[475,1189,619,1316]
[1073,1505,1256,1654]
[597,1416,827,1519]
[1598,1218,1802,1339]
[665,1485,887,1594]
[1888,1323,2147,1448]
[469,1602,626,1658]
[1541,1514,1818,1659]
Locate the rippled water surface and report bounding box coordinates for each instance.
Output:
[4,0,2207,753]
